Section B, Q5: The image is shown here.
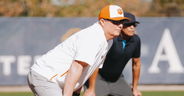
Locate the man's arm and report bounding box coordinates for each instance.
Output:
[83,68,99,96]
[132,57,142,96]
[63,60,88,96]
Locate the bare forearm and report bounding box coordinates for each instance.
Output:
[88,68,99,89]
[132,58,142,96]
[83,68,99,96]
[63,61,84,96]
[132,58,141,89]
[132,65,140,88]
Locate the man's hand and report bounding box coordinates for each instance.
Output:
[132,88,142,96]
[83,88,96,96]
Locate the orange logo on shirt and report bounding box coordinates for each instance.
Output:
[117,9,123,15]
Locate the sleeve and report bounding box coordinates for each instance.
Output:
[74,34,100,66]
[133,35,141,58]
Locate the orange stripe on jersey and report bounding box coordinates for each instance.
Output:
[50,74,58,81]
[50,71,68,81]
[59,71,68,78]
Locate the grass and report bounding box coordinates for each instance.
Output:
[0,92,33,96]
[142,91,184,96]
[0,91,184,96]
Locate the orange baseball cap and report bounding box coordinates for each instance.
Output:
[98,5,129,21]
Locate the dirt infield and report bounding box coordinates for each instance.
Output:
[0,85,184,92]
[139,85,184,91]
[0,86,31,92]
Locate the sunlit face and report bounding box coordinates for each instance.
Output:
[101,19,123,40]
[121,23,137,37]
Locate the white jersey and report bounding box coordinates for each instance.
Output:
[31,22,113,90]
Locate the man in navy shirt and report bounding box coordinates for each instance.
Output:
[84,12,142,96]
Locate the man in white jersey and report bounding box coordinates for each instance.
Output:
[27,5,129,96]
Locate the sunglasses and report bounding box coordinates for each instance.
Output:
[104,19,127,25]
[124,23,138,27]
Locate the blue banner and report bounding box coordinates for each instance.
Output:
[0,17,184,85]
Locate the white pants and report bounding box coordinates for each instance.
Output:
[27,70,63,96]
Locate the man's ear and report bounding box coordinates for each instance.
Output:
[99,19,105,26]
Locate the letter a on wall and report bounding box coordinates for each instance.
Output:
[149,28,184,73]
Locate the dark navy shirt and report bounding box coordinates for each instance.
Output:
[99,34,141,82]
